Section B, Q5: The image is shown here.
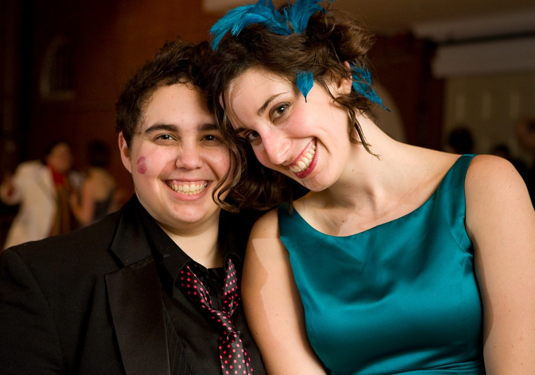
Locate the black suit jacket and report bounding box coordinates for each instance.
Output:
[0,196,261,375]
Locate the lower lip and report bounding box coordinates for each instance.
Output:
[293,146,317,179]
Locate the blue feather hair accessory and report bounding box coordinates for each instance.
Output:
[296,71,314,101]
[210,0,387,109]
[351,64,389,111]
[210,0,327,50]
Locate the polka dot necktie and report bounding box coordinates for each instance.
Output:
[179,258,254,375]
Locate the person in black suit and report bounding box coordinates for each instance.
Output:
[0,39,266,375]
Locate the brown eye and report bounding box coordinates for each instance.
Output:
[203,135,218,141]
[245,130,260,143]
[155,134,176,142]
[272,103,289,120]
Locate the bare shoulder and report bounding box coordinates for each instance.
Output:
[465,154,528,200]
[249,208,280,239]
[466,153,521,178]
[464,154,534,237]
[245,208,287,269]
[463,158,535,372]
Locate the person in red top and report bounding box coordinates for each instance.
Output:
[0,140,82,249]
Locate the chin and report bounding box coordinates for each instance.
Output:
[175,205,219,223]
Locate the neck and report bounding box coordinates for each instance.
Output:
[308,117,426,211]
[160,218,223,269]
[322,118,395,206]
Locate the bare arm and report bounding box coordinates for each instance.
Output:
[465,155,535,374]
[241,209,326,375]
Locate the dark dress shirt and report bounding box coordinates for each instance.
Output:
[137,199,266,374]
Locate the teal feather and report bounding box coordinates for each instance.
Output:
[296,71,314,101]
[210,5,255,50]
[288,0,329,33]
[210,1,390,112]
[351,65,389,111]
[232,3,292,37]
[211,0,331,50]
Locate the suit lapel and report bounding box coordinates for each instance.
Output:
[106,198,170,375]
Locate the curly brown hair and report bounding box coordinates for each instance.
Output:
[115,39,240,211]
[206,3,379,211]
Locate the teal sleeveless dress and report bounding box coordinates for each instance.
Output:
[279,155,485,374]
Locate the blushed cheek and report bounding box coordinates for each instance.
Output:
[136,156,147,174]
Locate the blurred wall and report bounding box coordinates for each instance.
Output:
[0,0,442,205]
[1,0,220,197]
[370,34,444,150]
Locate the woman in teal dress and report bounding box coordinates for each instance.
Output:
[207,1,535,374]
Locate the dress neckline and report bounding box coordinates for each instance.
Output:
[285,155,469,238]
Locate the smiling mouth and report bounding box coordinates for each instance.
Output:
[167,181,208,195]
[289,141,316,174]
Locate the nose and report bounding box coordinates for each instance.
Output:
[262,130,291,166]
[176,143,203,169]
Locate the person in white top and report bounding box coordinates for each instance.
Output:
[0,140,82,249]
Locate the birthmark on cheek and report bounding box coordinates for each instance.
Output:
[136,156,147,174]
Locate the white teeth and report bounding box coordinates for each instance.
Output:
[290,144,316,173]
[168,182,208,195]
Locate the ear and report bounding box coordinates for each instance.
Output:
[338,61,353,94]
[328,61,353,97]
[118,132,132,174]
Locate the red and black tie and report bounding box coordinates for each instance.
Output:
[179,258,254,375]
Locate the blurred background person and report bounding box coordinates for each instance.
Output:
[489,142,528,180]
[0,139,82,249]
[445,125,475,154]
[490,143,512,159]
[516,116,535,206]
[70,140,117,226]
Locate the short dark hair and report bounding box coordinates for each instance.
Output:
[115,39,240,211]
[116,39,212,147]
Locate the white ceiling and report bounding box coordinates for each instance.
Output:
[203,0,535,40]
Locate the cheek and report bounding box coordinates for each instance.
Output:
[208,150,231,175]
[136,156,147,174]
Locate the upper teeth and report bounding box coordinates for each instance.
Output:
[169,182,208,195]
[290,144,316,173]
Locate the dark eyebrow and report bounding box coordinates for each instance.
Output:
[144,123,177,134]
[198,122,219,132]
[144,122,219,134]
[257,93,282,116]
[232,92,285,134]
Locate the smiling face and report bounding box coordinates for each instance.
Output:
[119,83,230,234]
[224,67,355,192]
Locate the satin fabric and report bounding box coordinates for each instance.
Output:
[279,155,485,374]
